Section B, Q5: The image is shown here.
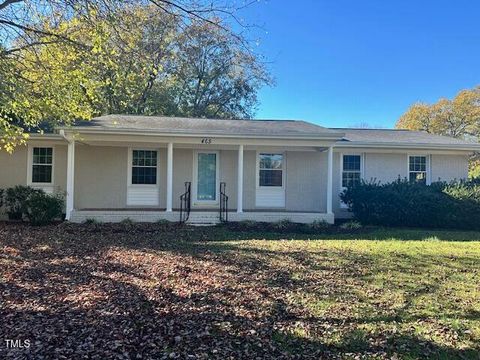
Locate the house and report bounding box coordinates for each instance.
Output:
[1,115,479,224]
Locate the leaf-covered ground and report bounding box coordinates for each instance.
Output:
[1,222,479,359]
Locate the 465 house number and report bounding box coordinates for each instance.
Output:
[201,138,212,144]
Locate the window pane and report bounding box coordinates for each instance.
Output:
[33,147,53,164]
[409,171,426,184]
[260,169,283,186]
[132,167,156,184]
[197,153,217,200]
[259,154,283,169]
[409,156,426,172]
[32,165,52,183]
[343,155,361,171]
[342,171,361,188]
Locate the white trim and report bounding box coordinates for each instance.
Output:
[326,146,333,214]
[255,151,286,208]
[237,145,244,213]
[127,148,160,206]
[339,152,365,209]
[192,150,220,206]
[65,141,75,220]
[256,151,286,190]
[166,143,173,212]
[27,145,55,192]
[407,154,431,185]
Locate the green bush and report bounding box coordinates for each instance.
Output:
[0,188,4,209]
[310,219,331,231]
[5,185,42,220]
[25,191,64,226]
[340,179,480,230]
[339,220,362,231]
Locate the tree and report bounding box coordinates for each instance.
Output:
[396,87,480,138]
[0,1,269,152]
[396,87,480,179]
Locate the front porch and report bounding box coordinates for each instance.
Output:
[62,129,337,224]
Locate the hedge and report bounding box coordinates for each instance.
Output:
[340,179,480,230]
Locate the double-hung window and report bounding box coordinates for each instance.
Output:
[132,150,157,185]
[32,147,53,183]
[259,153,283,187]
[409,156,427,184]
[342,155,362,188]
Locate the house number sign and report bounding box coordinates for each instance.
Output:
[201,138,212,144]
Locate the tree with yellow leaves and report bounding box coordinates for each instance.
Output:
[396,87,480,178]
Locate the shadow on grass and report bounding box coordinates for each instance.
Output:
[1,222,479,359]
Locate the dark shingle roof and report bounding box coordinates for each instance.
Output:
[73,114,342,138]
[332,128,479,147]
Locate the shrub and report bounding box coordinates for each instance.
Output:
[25,192,64,226]
[340,179,480,230]
[339,220,362,231]
[273,218,294,231]
[84,218,100,225]
[0,188,4,209]
[310,220,331,231]
[5,185,42,220]
[121,218,135,226]
[156,219,171,225]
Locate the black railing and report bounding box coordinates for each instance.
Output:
[219,182,228,222]
[179,182,191,223]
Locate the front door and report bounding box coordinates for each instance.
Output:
[193,151,219,205]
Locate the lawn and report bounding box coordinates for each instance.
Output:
[1,222,479,359]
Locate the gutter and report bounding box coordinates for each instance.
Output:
[59,127,346,141]
[334,141,480,151]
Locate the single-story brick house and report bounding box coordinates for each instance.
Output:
[1,115,479,224]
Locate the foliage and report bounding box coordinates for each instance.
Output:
[120,218,135,226]
[309,219,331,231]
[340,179,480,229]
[84,218,101,225]
[5,185,42,219]
[0,3,271,152]
[396,87,480,138]
[25,191,64,225]
[0,188,3,209]
[339,220,362,230]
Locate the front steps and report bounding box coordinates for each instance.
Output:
[186,212,221,226]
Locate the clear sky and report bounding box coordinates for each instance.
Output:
[241,0,480,128]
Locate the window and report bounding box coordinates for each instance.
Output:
[32,147,53,183]
[259,153,283,187]
[132,150,157,185]
[342,155,361,187]
[409,156,427,184]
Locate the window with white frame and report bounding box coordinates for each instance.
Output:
[409,156,427,184]
[132,150,157,185]
[259,153,283,187]
[342,155,361,187]
[32,147,53,183]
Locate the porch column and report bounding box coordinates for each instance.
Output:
[237,144,244,213]
[66,140,75,220]
[326,146,333,214]
[166,142,173,212]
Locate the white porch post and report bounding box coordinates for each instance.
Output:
[166,142,173,212]
[237,144,244,213]
[326,146,333,214]
[66,140,75,220]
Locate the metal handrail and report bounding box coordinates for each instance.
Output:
[179,182,191,223]
[219,182,228,222]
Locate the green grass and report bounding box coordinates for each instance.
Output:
[1,223,480,358]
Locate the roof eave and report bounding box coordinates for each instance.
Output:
[335,141,480,151]
[60,127,345,141]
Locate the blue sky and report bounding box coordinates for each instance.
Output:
[241,0,480,128]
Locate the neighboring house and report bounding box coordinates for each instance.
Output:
[1,115,479,224]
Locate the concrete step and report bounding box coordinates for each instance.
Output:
[186,212,220,226]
